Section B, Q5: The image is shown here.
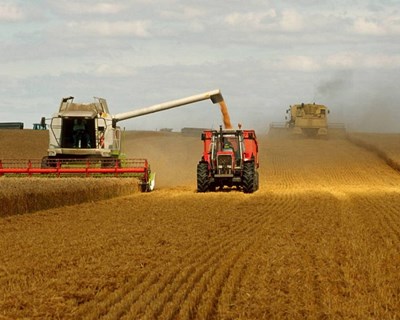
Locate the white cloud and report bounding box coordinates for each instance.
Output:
[363,54,400,68]
[279,56,321,71]
[280,10,304,32]
[224,10,277,31]
[385,15,400,35]
[67,20,151,37]
[349,7,400,36]
[326,52,360,69]
[94,64,136,76]
[188,21,205,33]
[90,3,125,14]
[51,2,125,15]
[326,52,400,69]
[160,5,205,20]
[353,17,386,35]
[0,4,24,21]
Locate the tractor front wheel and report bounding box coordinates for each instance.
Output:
[197,162,210,192]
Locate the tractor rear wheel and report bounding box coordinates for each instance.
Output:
[242,162,256,193]
[197,162,209,192]
[254,170,259,191]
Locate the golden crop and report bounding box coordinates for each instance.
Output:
[0,129,399,319]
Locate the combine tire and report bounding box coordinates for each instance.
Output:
[197,162,209,192]
[41,156,57,168]
[139,172,155,192]
[242,162,256,193]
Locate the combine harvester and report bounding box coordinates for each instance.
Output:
[269,102,345,138]
[197,101,260,193]
[286,103,329,137]
[0,90,223,191]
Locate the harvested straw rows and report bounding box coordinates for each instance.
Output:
[0,129,400,319]
[0,130,141,216]
[0,178,139,217]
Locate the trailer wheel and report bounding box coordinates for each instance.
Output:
[197,162,209,192]
[242,162,255,193]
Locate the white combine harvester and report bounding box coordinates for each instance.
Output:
[0,90,224,191]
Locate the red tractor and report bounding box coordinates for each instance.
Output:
[197,126,259,193]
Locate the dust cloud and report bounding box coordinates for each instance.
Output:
[122,131,202,188]
[315,70,400,133]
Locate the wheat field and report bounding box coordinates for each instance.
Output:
[0,129,400,319]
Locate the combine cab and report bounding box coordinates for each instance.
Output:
[0,90,223,192]
[197,126,259,193]
[286,103,329,136]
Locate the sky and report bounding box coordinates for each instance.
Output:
[1,0,399,132]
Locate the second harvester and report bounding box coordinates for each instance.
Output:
[286,103,329,136]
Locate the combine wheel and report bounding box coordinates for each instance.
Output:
[41,156,56,168]
[140,183,149,192]
[140,172,155,192]
[41,157,49,168]
[242,162,256,193]
[140,182,152,192]
[197,162,210,192]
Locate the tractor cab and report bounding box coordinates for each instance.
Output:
[202,128,245,177]
[215,130,243,168]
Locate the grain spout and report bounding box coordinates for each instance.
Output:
[219,100,233,129]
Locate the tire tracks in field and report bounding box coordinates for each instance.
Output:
[228,191,375,319]
[377,199,400,244]
[212,193,312,319]
[79,192,303,319]
[149,203,280,320]
[192,193,302,320]
[347,134,400,174]
[354,193,400,244]
[134,209,265,319]
[77,195,275,319]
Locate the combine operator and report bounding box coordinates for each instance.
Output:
[73,119,91,148]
